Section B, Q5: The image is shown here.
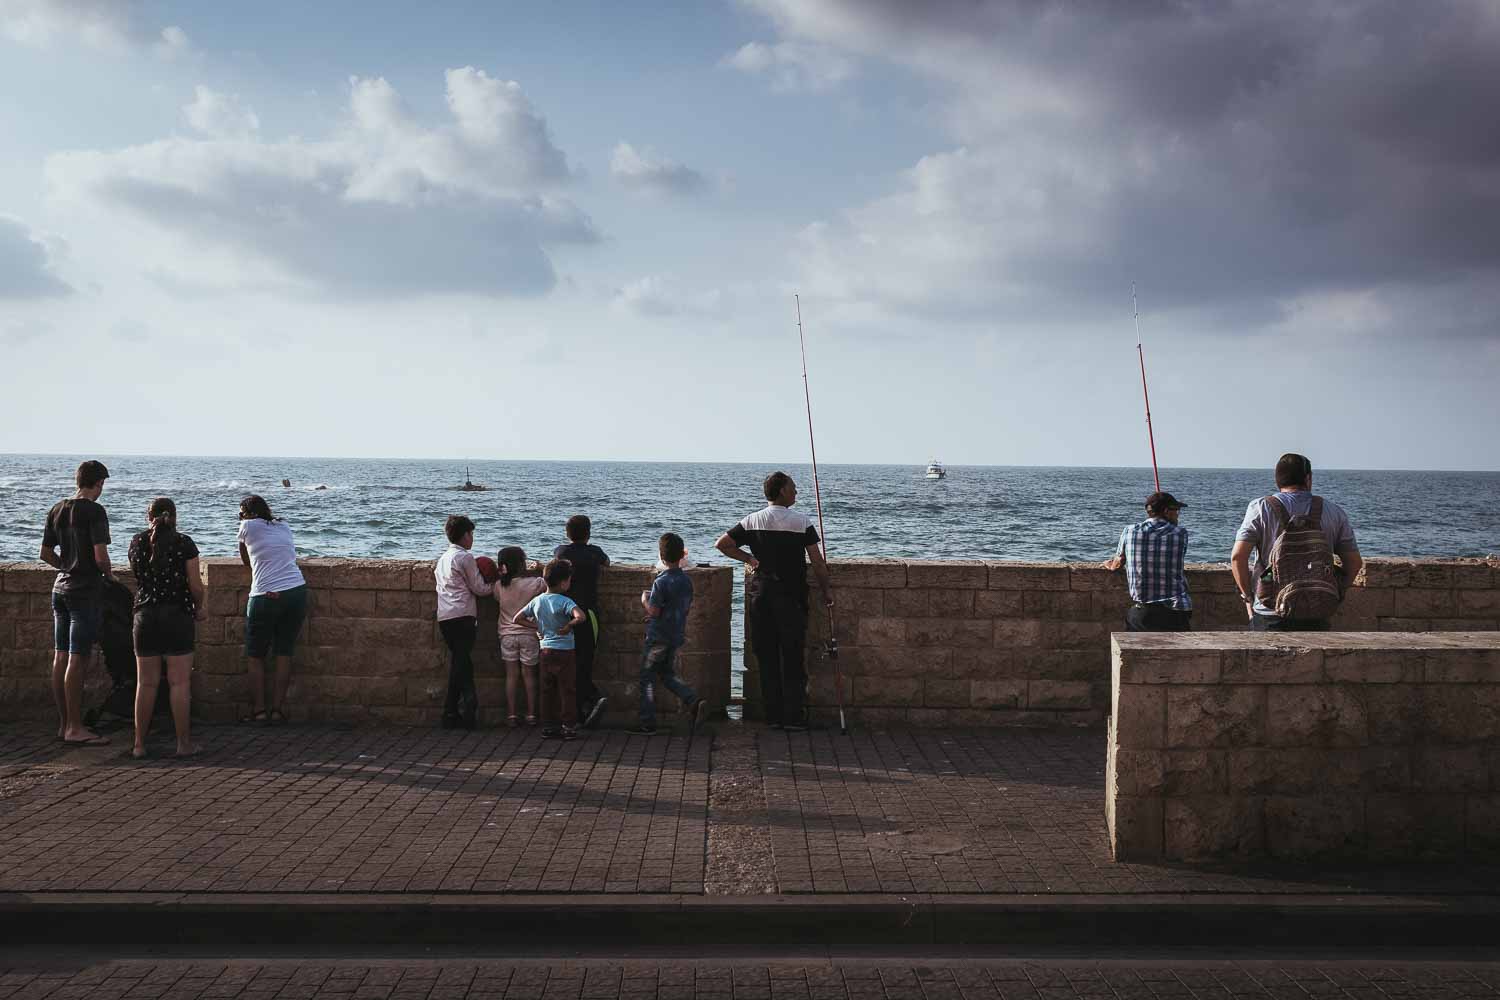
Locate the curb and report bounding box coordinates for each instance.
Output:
[4,893,1500,950]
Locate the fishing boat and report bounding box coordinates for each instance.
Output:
[455,466,488,492]
[925,460,946,480]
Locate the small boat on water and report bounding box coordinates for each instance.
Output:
[456,466,488,492]
[925,460,946,480]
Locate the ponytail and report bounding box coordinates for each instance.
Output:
[145,497,178,573]
[497,546,526,589]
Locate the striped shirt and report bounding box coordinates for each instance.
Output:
[1116,518,1192,610]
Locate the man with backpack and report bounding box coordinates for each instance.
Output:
[1230,453,1363,631]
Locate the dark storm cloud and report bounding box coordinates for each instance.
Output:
[752,0,1500,334]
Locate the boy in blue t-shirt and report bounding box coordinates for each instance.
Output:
[632,533,707,736]
[514,559,588,739]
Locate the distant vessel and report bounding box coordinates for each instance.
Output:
[456,466,488,492]
[925,460,946,480]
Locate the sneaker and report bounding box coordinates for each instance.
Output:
[584,696,608,729]
[561,727,579,741]
[630,724,657,736]
[540,728,563,740]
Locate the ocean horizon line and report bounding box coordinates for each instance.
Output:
[2,452,1498,476]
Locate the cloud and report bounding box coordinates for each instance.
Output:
[720,40,855,92]
[0,0,189,54]
[0,319,53,345]
[183,85,259,138]
[45,69,596,299]
[609,143,707,196]
[740,0,1500,339]
[0,216,71,298]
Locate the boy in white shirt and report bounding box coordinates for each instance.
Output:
[434,515,490,730]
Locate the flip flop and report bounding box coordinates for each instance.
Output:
[239,710,269,725]
[174,746,202,759]
[130,747,148,760]
[63,734,110,746]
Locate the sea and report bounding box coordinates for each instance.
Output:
[4,456,1497,695]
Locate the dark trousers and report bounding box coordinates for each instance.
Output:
[1249,613,1330,632]
[439,616,478,721]
[573,608,601,718]
[540,648,578,730]
[749,587,808,726]
[1124,604,1192,632]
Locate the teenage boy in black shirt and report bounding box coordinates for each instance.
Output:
[555,515,610,728]
[40,460,114,745]
[716,471,832,732]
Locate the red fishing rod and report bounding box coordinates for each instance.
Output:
[795,294,847,736]
[1132,283,1162,493]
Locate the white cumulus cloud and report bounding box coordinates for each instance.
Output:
[45,69,595,299]
[183,85,259,138]
[609,142,706,196]
[0,0,188,53]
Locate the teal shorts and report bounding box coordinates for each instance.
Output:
[245,584,308,658]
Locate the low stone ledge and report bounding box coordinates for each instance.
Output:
[1108,631,1500,863]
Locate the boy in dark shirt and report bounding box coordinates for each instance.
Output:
[632,533,707,736]
[40,460,114,745]
[554,514,610,728]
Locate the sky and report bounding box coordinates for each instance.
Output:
[0,0,1497,470]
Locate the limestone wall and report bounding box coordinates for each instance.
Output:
[1107,632,1500,862]
[0,559,733,725]
[741,558,1500,726]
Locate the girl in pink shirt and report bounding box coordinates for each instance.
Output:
[492,546,547,726]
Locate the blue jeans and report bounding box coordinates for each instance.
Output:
[639,641,696,725]
[52,590,103,655]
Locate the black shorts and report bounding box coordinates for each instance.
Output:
[133,605,196,658]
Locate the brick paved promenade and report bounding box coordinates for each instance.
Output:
[4,960,1500,1000]
[1,722,1496,897]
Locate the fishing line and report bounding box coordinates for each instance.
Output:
[1132,283,1163,493]
[794,294,847,737]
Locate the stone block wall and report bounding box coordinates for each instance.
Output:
[1107,632,1500,862]
[741,558,1500,726]
[0,559,733,726]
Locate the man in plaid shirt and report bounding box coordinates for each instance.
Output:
[1104,491,1192,631]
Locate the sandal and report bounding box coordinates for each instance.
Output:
[525,714,538,727]
[239,710,269,725]
[507,715,521,728]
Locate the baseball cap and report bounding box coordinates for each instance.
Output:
[1145,491,1185,514]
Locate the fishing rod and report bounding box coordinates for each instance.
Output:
[794,294,847,737]
[1132,283,1162,493]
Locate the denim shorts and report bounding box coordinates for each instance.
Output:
[52,589,103,655]
[245,584,308,658]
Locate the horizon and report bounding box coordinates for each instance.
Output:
[3,451,1499,476]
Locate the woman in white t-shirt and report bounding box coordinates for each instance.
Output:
[237,495,307,725]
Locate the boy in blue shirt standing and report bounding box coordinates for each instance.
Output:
[632,533,707,736]
[514,559,588,740]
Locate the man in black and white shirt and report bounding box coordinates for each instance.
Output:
[716,471,832,732]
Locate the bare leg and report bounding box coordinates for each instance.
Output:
[62,652,100,742]
[246,657,267,716]
[133,656,160,757]
[504,659,521,719]
[523,663,539,719]
[165,655,194,754]
[271,655,293,714]
[52,651,68,738]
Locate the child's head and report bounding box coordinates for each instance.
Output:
[496,546,527,587]
[658,532,685,567]
[444,515,475,547]
[565,514,591,543]
[544,558,573,592]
